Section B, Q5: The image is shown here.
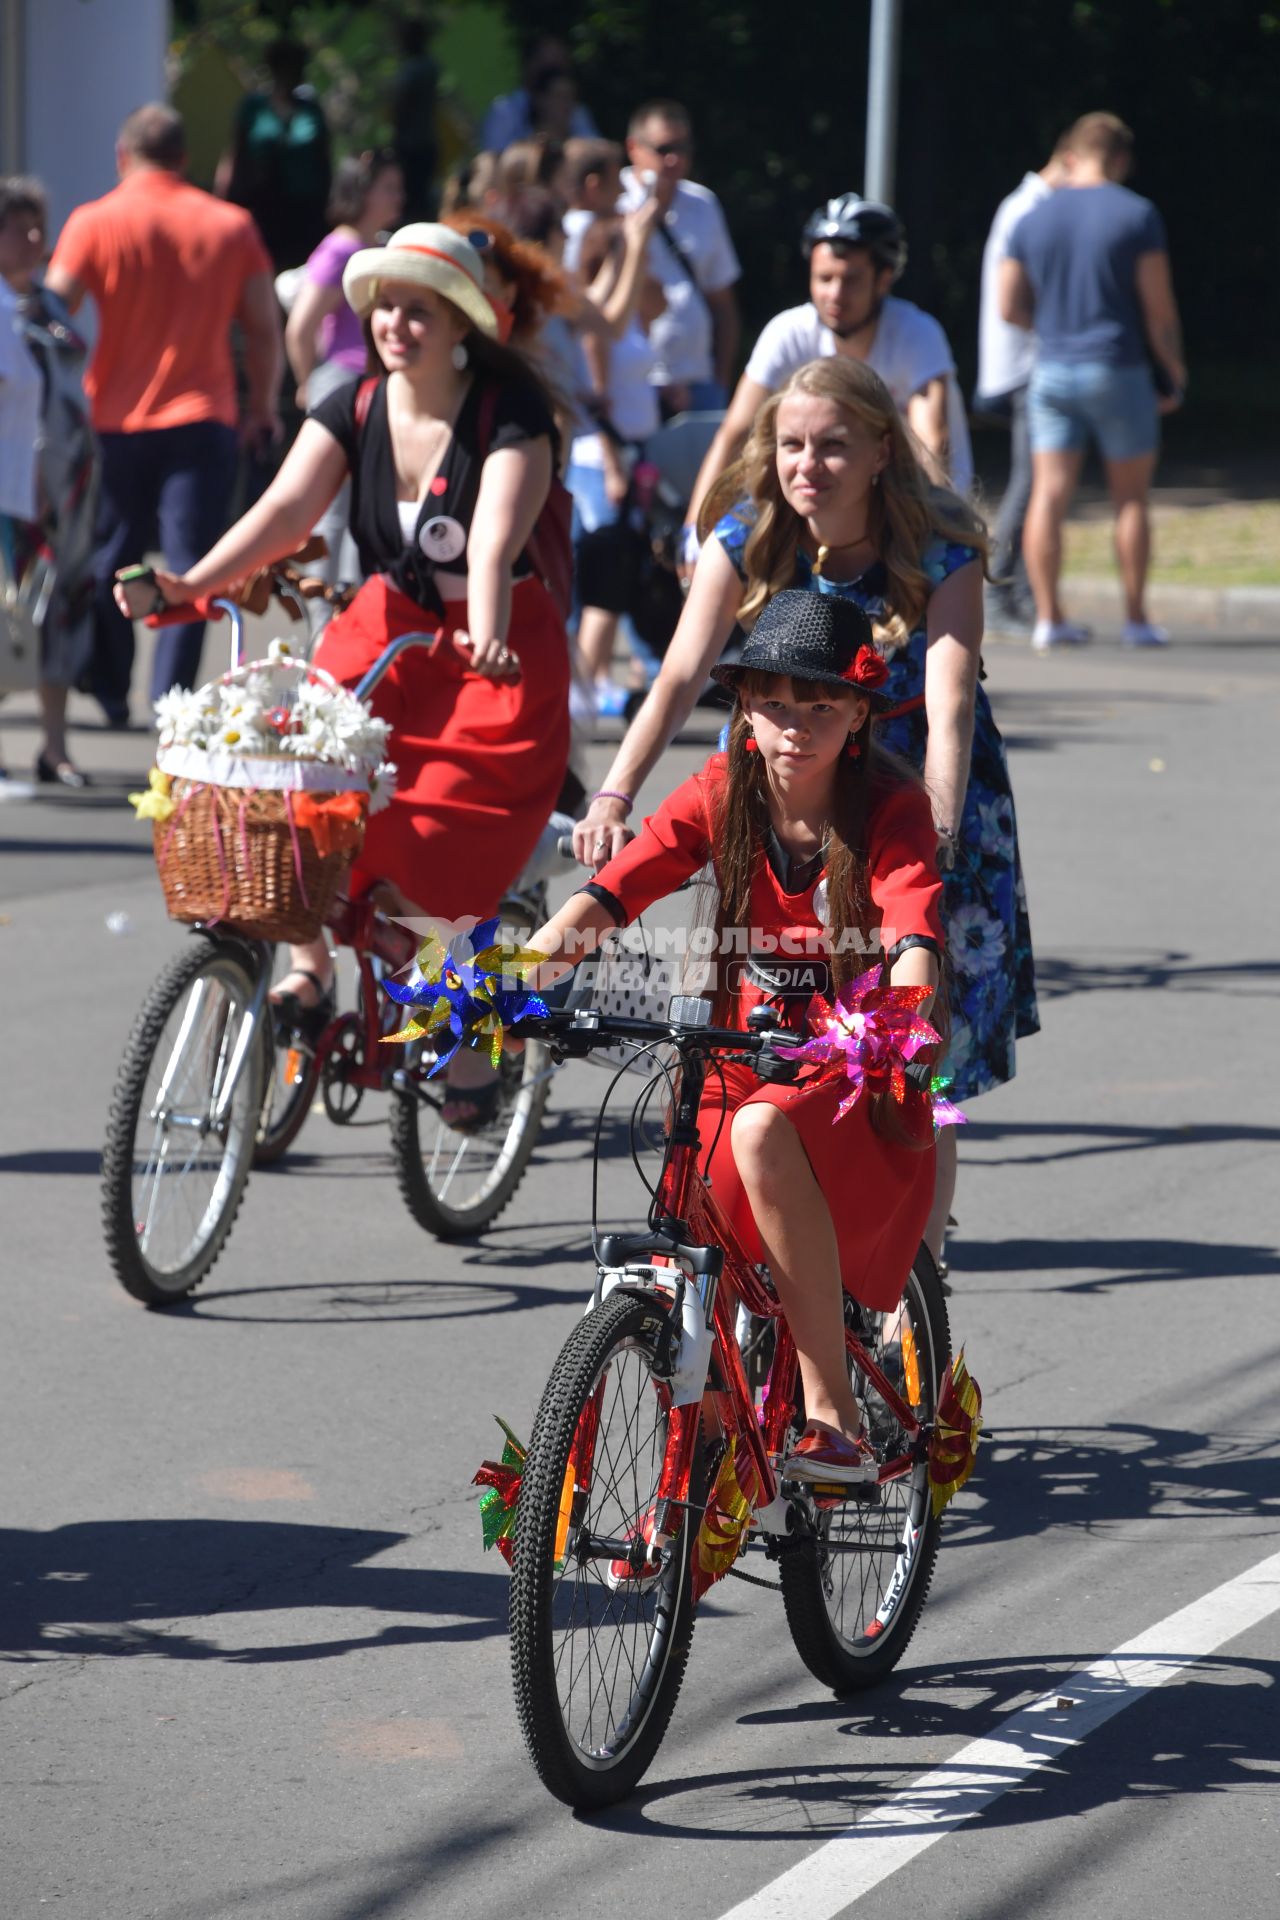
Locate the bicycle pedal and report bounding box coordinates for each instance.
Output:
[809,1479,881,1506]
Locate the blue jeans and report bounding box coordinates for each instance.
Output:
[1027,360,1158,462]
[91,420,239,710]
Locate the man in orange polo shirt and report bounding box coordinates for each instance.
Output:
[46,104,283,715]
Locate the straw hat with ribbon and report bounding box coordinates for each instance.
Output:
[342,223,501,340]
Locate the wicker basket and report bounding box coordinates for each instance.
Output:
[153,779,365,942]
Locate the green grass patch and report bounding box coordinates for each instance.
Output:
[1064,501,1280,589]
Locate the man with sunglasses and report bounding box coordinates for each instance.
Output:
[618,101,740,418]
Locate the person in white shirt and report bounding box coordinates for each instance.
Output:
[975,139,1070,626]
[567,216,667,714]
[684,194,972,546]
[561,137,623,276]
[618,99,740,415]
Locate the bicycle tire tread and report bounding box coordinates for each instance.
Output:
[101,939,259,1306]
[510,1289,699,1808]
[778,1246,950,1694]
[389,1046,551,1240]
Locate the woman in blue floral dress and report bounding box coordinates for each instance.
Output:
[576,356,1039,1261]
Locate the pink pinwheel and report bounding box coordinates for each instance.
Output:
[776,964,952,1123]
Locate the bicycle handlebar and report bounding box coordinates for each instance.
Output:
[520,1002,936,1093]
[144,596,226,628]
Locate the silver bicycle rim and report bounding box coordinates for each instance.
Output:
[131,962,257,1278]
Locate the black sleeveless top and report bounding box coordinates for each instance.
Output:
[310,372,556,613]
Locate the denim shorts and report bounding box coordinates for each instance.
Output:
[1027,359,1158,461]
[566,458,623,539]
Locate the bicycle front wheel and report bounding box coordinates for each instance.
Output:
[779,1243,951,1691]
[101,939,264,1305]
[389,1038,552,1240]
[510,1289,701,1809]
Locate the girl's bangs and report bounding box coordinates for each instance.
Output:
[737,670,860,704]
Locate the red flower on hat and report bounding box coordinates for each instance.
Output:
[842,644,889,691]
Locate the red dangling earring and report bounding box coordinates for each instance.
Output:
[845,734,861,759]
[744,733,758,753]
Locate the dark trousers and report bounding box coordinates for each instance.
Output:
[91,420,238,711]
[990,385,1033,596]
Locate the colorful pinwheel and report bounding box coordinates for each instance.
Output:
[776,964,964,1126]
[381,915,549,1070]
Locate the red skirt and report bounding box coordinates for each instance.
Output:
[313,573,570,921]
[699,1061,935,1314]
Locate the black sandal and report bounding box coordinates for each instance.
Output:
[270,968,335,1044]
[440,1076,503,1135]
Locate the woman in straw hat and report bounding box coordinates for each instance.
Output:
[115,222,570,1129]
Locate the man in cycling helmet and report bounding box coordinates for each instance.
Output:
[684,192,972,546]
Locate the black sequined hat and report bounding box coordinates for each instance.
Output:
[711,589,892,708]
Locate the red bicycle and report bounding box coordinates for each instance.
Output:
[100,594,557,1306]
[498,1000,969,1808]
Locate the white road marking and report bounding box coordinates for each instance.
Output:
[716,1545,1280,1919]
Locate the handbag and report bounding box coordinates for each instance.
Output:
[567,917,682,1075]
[0,535,53,694]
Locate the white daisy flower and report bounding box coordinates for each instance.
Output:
[977,797,1016,861]
[949,903,1008,979]
[368,761,397,813]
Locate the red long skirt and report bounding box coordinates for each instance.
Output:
[699,1062,935,1314]
[313,573,570,921]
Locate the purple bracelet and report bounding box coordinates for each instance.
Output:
[591,789,633,815]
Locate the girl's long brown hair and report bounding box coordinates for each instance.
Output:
[699,672,926,1026]
[700,357,990,647]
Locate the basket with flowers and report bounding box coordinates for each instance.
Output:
[130,639,396,941]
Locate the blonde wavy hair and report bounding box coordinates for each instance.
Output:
[700,357,990,647]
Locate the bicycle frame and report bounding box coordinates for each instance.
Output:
[563,1020,932,1576]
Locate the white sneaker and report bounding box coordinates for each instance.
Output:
[1032,619,1093,651]
[1122,620,1169,647]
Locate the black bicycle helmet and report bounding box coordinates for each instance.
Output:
[801,193,907,280]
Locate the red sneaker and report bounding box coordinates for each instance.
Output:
[784,1423,878,1486]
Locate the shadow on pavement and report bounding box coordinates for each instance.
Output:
[172,1270,577,1324]
[0,1149,102,1175]
[950,1232,1280,1289]
[1035,951,1279,999]
[961,1117,1280,1168]
[588,1650,1278,1842]
[938,1420,1280,1554]
[0,1519,508,1664]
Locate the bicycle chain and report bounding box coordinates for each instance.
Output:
[726,1561,782,1593]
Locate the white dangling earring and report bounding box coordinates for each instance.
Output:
[872,472,881,487]
[451,340,469,372]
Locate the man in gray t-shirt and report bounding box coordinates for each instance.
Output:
[1000,112,1186,650]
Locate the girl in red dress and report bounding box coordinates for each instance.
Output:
[529,590,944,1483]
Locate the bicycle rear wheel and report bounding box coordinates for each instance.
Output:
[101,938,263,1305]
[510,1289,701,1809]
[254,1020,319,1164]
[389,1037,552,1239]
[779,1243,951,1691]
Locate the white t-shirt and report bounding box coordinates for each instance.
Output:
[977,171,1052,401]
[744,296,974,493]
[570,321,660,467]
[0,283,41,521]
[561,207,593,276]
[618,169,741,386]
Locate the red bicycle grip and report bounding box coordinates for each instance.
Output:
[143,597,224,628]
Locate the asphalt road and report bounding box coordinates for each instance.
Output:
[3,627,1278,1920]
